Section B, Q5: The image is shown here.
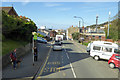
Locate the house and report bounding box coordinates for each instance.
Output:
[1,7,18,16]
[67,25,80,40]
[50,30,57,40]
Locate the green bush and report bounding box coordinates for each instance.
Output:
[72,32,80,40]
[2,10,37,42]
[38,33,44,38]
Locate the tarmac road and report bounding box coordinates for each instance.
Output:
[36,40,119,79]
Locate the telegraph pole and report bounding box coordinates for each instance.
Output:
[79,21,80,32]
[107,11,111,39]
[96,14,98,32]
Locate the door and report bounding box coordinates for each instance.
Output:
[101,47,113,60]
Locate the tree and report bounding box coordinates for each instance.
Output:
[72,32,80,40]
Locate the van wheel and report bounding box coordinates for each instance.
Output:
[109,63,115,69]
[94,56,99,61]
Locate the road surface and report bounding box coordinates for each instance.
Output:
[36,40,119,79]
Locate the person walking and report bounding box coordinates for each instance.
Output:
[34,47,38,61]
[10,49,17,70]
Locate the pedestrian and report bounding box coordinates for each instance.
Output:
[34,47,38,61]
[10,49,17,70]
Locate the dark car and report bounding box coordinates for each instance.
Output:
[55,40,62,45]
[37,37,47,44]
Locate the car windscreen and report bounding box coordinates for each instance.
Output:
[54,44,61,46]
[114,49,120,54]
[37,38,42,40]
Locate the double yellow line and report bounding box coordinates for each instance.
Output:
[36,46,52,79]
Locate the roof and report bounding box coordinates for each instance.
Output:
[1,7,18,16]
[1,7,12,13]
[92,41,118,48]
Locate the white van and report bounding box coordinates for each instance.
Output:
[90,41,118,61]
[87,42,93,53]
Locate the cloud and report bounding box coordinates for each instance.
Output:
[44,3,62,7]
[22,0,30,6]
[85,6,117,13]
[57,7,72,11]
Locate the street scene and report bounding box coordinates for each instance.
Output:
[1,1,120,80]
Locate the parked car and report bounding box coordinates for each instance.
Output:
[78,37,84,43]
[53,44,62,51]
[108,50,120,68]
[55,40,62,45]
[90,41,118,61]
[37,37,47,44]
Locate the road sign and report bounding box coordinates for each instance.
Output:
[34,34,37,40]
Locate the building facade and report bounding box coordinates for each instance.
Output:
[67,26,80,40]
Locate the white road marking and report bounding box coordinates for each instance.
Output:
[66,53,69,59]
[64,48,77,78]
[70,63,77,78]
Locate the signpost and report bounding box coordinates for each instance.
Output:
[32,32,37,66]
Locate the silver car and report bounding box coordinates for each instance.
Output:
[53,44,62,51]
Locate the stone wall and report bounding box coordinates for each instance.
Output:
[2,43,32,69]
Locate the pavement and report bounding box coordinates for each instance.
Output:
[2,42,51,80]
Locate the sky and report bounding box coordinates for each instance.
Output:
[2,2,118,30]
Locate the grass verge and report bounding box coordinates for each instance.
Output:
[2,39,28,56]
[83,41,91,46]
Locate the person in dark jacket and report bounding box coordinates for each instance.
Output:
[10,49,17,70]
[34,47,38,61]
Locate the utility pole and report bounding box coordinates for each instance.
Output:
[79,21,80,32]
[96,14,98,32]
[107,11,111,39]
[32,34,34,66]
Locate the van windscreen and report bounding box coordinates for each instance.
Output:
[93,46,101,51]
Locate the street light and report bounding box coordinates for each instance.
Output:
[107,11,111,39]
[74,16,84,27]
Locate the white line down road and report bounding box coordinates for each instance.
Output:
[64,47,77,78]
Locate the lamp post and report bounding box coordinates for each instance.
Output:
[74,16,84,33]
[74,16,84,27]
[79,21,80,28]
[107,11,111,39]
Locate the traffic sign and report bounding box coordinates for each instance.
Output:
[34,34,37,40]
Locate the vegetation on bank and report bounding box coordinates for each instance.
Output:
[82,41,91,46]
[2,10,37,42]
[86,13,119,41]
[2,40,28,55]
[2,10,37,55]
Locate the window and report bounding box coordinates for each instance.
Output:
[103,47,112,52]
[99,36,101,39]
[92,36,95,39]
[114,49,120,54]
[93,46,101,51]
[115,56,120,59]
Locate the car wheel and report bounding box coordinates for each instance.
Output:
[109,63,115,69]
[94,56,99,61]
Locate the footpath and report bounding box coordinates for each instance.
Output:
[2,42,51,80]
